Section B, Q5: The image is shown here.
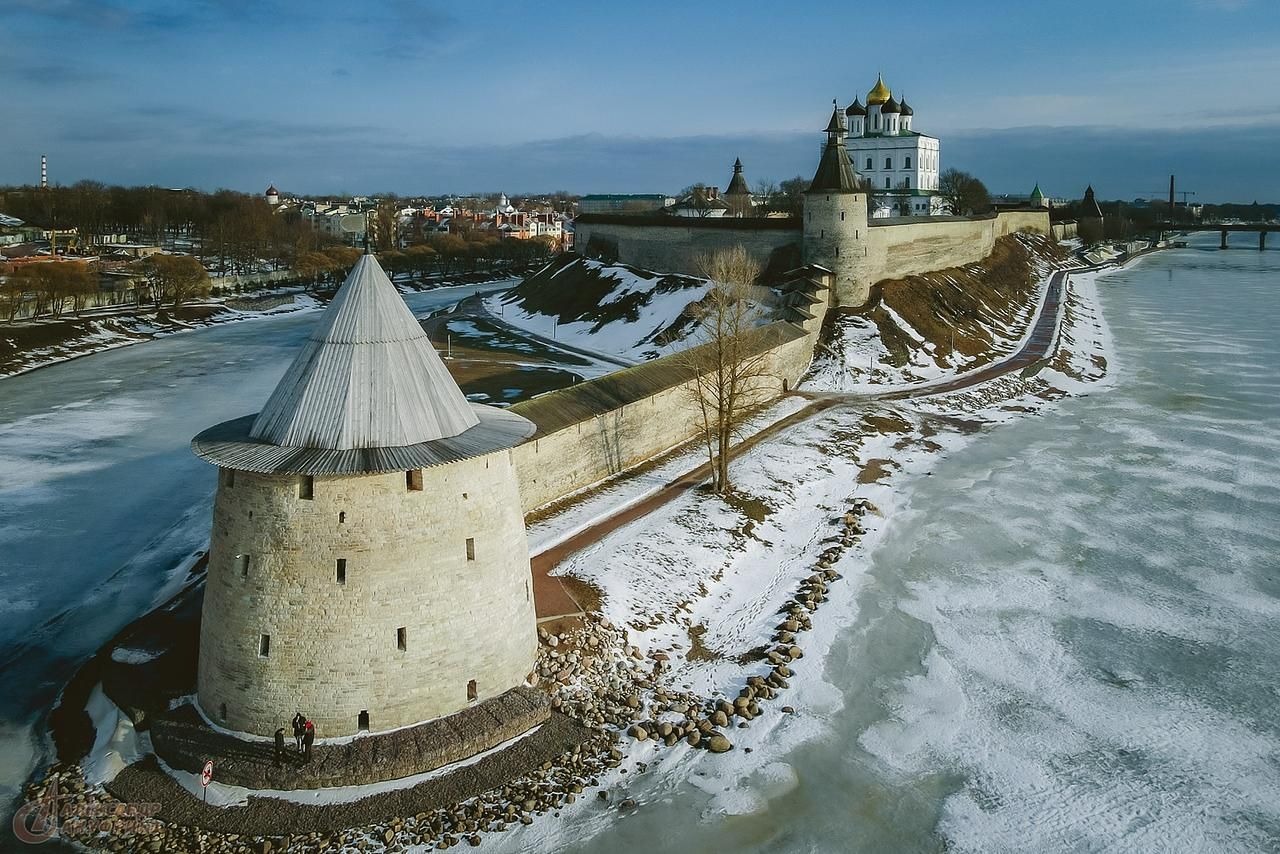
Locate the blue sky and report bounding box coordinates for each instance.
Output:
[2,0,1278,202]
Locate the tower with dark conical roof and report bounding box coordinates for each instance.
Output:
[1079,184,1105,241]
[724,157,754,218]
[803,103,869,306]
[192,251,539,740]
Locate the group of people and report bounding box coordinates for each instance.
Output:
[273,712,315,765]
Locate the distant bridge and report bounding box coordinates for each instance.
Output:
[1156,222,1277,250]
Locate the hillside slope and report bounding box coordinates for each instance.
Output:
[805,233,1067,391]
[486,257,711,361]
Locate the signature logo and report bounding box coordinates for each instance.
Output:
[11,777,59,844]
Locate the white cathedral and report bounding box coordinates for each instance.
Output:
[842,74,944,218]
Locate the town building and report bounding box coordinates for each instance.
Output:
[669,186,730,218]
[191,247,539,738]
[843,75,943,217]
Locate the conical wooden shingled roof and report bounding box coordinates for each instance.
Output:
[249,253,480,450]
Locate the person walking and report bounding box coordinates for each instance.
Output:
[302,719,315,764]
[273,727,286,767]
[291,712,305,753]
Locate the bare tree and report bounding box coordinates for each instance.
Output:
[135,254,210,310]
[680,245,773,495]
[938,168,991,216]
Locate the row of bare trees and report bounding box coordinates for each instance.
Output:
[0,183,333,275]
[0,262,98,321]
[0,254,212,321]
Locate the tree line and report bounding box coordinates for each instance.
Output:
[0,182,332,275]
[0,253,212,321]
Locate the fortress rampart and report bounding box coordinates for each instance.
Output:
[508,272,830,514]
[574,209,1051,308]
[574,215,803,279]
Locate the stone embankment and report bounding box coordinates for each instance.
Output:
[27,491,869,853]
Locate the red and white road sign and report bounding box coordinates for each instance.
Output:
[200,760,214,788]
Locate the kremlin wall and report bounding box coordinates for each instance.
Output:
[574,208,1050,310]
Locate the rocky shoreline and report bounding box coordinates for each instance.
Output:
[19,486,872,852]
[13,246,1134,852]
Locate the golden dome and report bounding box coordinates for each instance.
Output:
[867,74,891,106]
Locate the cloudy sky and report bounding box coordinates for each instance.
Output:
[3,0,1278,202]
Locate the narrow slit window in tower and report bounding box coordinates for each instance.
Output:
[299,476,314,500]
[237,554,250,577]
[258,634,270,657]
[338,511,346,524]
[336,558,347,585]
[465,538,476,561]
[397,626,407,651]
[222,469,235,488]
[406,469,423,491]
[840,211,845,221]
[467,680,478,702]
[358,710,369,731]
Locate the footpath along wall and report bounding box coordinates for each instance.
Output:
[507,271,830,514]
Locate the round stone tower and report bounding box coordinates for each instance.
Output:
[191,249,538,738]
[803,103,869,307]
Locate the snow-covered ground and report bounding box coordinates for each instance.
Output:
[486,256,1126,853]
[0,295,325,378]
[804,235,1061,393]
[486,260,711,362]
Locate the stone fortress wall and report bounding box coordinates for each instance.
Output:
[574,209,1051,308]
[510,206,1051,514]
[508,274,830,515]
[198,451,537,738]
[573,215,803,278]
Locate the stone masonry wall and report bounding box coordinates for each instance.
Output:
[576,210,1049,307]
[864,210,1051,284]
[573,220,801,277]
[510,322,820,514]
[198,451,538,738]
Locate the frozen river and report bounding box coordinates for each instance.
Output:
[0,282,512,817]
[4,239,1279,852]
[503,236,1280,853]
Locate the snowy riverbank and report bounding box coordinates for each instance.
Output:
[15,250,1147,852]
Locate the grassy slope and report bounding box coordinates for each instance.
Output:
[837,233,1066,371]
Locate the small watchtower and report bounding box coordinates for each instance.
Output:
[191,249,538,738]
[802,103,868,306]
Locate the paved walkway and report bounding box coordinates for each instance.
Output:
[150,688,549,790]
[107,713,599,836]
[526,254,1136,621]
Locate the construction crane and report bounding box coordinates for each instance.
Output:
[1145,190,1198,204]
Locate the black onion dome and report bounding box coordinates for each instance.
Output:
[845,98,866,117]
[881,96,900,114]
